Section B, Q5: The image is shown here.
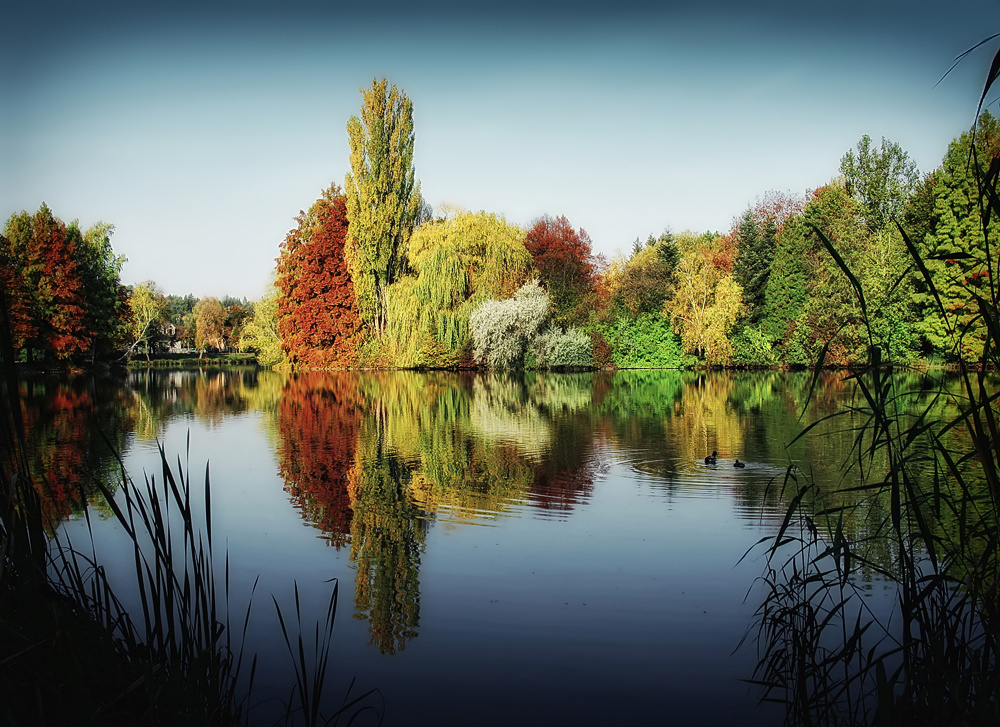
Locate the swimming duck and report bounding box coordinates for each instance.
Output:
[705,451,717,465]
[733,459,746,468]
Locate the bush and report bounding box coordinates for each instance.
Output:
[731,325,777,367]
[597,313,692,368]
[530,324,593,369]
[469,280,549,368]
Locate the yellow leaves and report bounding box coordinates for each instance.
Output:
[664,244,744,365]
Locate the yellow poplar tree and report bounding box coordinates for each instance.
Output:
[345,78,421,337]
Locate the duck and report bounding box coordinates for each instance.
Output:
[733,459,746,468]
[705,451,717,465]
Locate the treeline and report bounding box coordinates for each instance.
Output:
[255,79,998,370]
[5,80,996,370]
[0,206,252,366]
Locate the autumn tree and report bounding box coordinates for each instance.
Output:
[193,297,226,350]
[604,231,679,317]
[664,234,744,365]
[276,184,360,367]
[345,78,421,337]
[126,282,168,359]
[524,215,600,326]
[2,205,90,361]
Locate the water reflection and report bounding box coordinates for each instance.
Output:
[18,374,134,525]
[18,368,968,644]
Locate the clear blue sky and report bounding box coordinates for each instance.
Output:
[2,1,997,300]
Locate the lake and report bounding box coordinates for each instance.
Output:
[19,367,891,726]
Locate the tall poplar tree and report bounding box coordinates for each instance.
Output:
[344,78,421,336]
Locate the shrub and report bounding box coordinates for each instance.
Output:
[469,280,549,368]
[530,324,593,369]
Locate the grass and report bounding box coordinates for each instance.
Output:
[746,49,1000,726]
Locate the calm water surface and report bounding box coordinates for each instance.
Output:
[22,368,887,726]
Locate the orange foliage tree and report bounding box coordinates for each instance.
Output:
[276,185,361,367]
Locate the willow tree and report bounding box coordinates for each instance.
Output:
[345,78,421,337]
[383,210,534,367]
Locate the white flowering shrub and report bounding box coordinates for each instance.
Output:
[469,280,549,368]
[530,323,593,369]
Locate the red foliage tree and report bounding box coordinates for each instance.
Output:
[2,205,90,362]
[524,215,599,326]
[276,185,361,367]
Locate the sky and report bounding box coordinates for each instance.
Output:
[2,0,998,301]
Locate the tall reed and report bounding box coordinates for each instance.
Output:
[748,49,1000,725]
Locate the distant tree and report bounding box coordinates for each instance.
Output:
[840,134,920,233]
[78,222,128,358]
[762,216,812,352]
[605,232,678,317]
[126,282,168,359]
[732,207,776,324]
[223,303,250,350]
[524,215,599,326]
[239,286,285,367]
[345,78,422,336]
[276,184,360,367]
[193,297,226,350]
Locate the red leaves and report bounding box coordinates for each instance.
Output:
[276,372,360,545]
[276,185,361,367]
[524,215,599,325]
[2,205,91,361]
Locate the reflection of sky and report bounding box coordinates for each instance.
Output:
[61,397,799,725]
[3,0,996,299]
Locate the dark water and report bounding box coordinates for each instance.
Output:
[19,367,907,726]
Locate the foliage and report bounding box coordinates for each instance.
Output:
[1,205,91,362]
[345,78,421,336]
[732,206,778,325]
[529,323,593,369]
[909,112,1000,359]
[126,282,169,359]
[469,280,550,369]
[596,312,691,368]
[383,210,533,368]
[664,233,744,365]
[193,296,226,350]
[524,215,600,326]
[730,324,777,367]
[840,133,920,233]
[751,68,1000,724]
[276,184,360,368]
[238,285,285,367]
[78,222,128,357]
[762,216,812,348]
[603,233,678,318]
